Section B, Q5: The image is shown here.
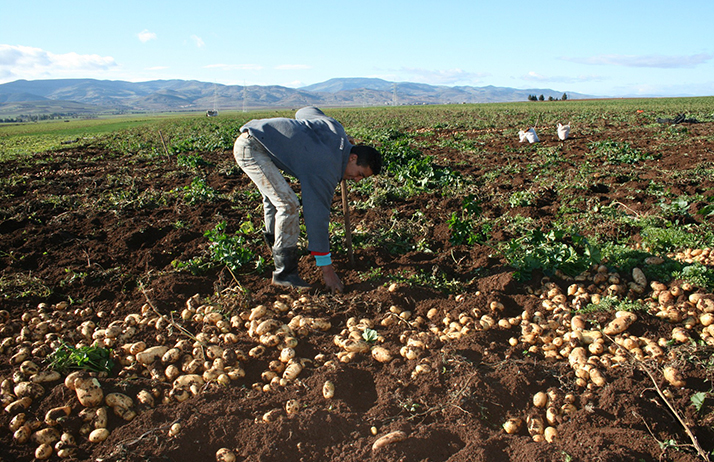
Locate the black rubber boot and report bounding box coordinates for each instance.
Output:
[262,231,275,249]
[272,246,311,289]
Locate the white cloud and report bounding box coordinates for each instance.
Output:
[522,71,605,84]
[204,63,263,71]
[0,44,117,82]
[191,35,205,48]
[564,53,713,69]
[275,64,311,70]
[396,67,490,85]
[137,29,157,43]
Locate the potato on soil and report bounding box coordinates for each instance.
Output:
[88,428,110,443]
[663,366,685,387]
[35,443,53,460]
[502,418,522,434]
[216,448,236,462]
[371,346,393,363]
[372,430,408,451]
[322,380,335,399]
[74,377,103,407]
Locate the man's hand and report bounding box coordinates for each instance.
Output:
[320,264,344,293]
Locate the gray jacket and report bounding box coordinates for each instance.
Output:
[240,107,353,253]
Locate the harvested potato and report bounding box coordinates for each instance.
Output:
[75,378,103,407]
[371,346,393,363]
[88,428,110,443]
[35,443,53,460]
[322,380,335,399]
[502,418,522,434]
[216,448,236,462]
[372,430,408,451]
[663,366,685,387]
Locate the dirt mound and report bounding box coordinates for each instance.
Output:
[1,115,714,462]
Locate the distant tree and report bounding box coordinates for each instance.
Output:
[539,94,545,101]
[527,94,538,101]
[562,93,568,101]
[548,96,554,101]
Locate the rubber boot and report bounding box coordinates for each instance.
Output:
[272,246,311,289]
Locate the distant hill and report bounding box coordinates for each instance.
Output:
[0,78,591,117]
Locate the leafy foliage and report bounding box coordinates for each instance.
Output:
[204,221,255,272]
[587,139,660,164]
[448,195,491,245]
[48,342,114,373]
[503,228,601,281]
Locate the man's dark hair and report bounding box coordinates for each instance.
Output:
[351,145,382,175]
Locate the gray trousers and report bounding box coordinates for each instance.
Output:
[233,133,300,249]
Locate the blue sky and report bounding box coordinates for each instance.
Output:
[1,0,713,97]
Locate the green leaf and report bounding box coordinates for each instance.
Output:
[691,391,707,412]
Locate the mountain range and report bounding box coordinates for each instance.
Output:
[0,78,590,116]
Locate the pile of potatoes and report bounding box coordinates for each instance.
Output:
[2,250,714,457]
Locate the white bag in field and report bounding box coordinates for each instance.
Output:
[518,127,539,143]
[557,123,570,140]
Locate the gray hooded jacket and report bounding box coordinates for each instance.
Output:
[240,107,353,253]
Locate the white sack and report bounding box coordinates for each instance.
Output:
[518,127,539,143]
[557,123,570,140]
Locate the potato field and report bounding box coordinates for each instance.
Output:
[1,99,714,462]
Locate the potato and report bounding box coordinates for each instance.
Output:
[532,391,548,408]
[372,430,407,451]
[603,311,637,335]
[31,370,62,384]
[279,347,296,363]
[322,380,335,399]
[75,378,104,407]
[5,396,32,414]
[544,426,558,443]
[64,371,86,390]
[502,418,522,434]
[632,267,647,287]
[106,392,133,409]
[56,447,77,459]
[88,428,110,443]
[526,416,544,436]
[168,422,182,437]
[285,399,300,415]
[13,425,32,444]
[45,405,71,426]
[216,448,236,462]
[282,362,303,381]
[136,345,169,365]
[14,381,45,399]
[371,346,393,363]
[94,407,109,429]
[137,389,155,407]
[9,413,27,432]
[589,368,606,387]
[113,406,137,421]
[162,348,181,364]
[35,443,53,460]
[32,427,61,445]
[173,374,205,389]
[19,360,40,376]
[663,366,685,387]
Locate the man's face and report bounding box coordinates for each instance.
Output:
[343,154,373,182]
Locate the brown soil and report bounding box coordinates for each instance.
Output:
[1,115,714,462]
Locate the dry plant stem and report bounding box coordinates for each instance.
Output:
[340,179,354,265]
[609,201,643,218]
[140,286,202,345]
[158,131,171,161]
[106,418,181,459]
[605,334,711,462]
